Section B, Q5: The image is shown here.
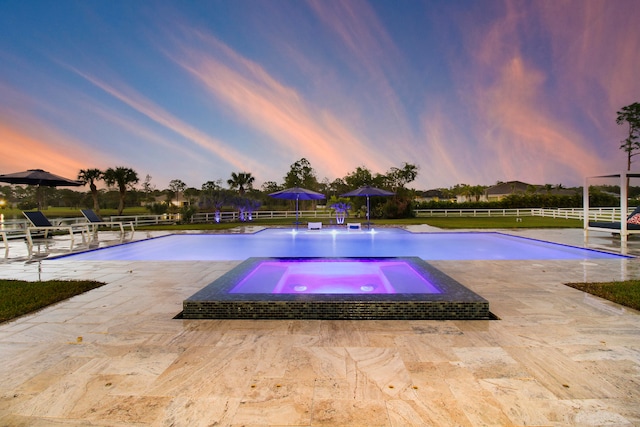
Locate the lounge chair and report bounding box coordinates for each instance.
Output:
[81,209,134,235]
[0,231,7,252]
[308,222,322,230]
[588,206,640,232]
[347,222,361,231]
[23,211,90,248]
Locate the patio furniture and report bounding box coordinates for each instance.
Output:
[308,222,322,230]
[23,211,90,248]
[347,223,362,231]
[81,209,134,235]
[588,206,640,232]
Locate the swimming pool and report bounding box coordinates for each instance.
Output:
[60,228,624,261]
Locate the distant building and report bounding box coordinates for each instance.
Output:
[485,181,578,201]
[141,195,188,207]
[415,189,446,203]
[485,181,532,201]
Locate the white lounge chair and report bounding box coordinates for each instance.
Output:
[81,209,134,235]
[23,211,90,248]
[308,222,322,230]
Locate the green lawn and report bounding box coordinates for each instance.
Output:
[2,207,583,229]
[565,281,640,312]
[397,216,582,229]
[0,279,106,323]
[134,215,583,230]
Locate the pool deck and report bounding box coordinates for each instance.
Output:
[0,226,639,426]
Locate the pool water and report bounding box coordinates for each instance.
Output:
[229,259,442,294]
[60,228,625,261]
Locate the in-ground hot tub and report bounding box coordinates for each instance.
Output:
[182,257,490,320]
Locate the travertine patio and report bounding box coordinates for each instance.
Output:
[0,227,639,426]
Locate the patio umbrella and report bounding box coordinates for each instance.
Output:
[0,169,83,210]
[269,187,325,229]
[341,185,395,229]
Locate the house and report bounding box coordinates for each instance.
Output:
[485,181,532,201]
[414,189,446,203]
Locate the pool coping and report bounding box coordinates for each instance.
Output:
[182,256,491,320]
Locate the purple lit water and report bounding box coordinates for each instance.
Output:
[60,228,624,261]
[229,260,441,294]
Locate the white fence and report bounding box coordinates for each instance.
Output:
[191,210,334,223]
[414,207,630,221]
[414,208,536,217]
[129,208,633,223]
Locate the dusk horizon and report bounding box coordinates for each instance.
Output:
[1,1,639,191]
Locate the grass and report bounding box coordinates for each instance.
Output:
[2,206,583,229]
[0,279,106,323]
[402,216,581,229]
[565,281,640,312]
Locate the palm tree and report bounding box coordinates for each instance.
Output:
[104,167,139,215]
[77,168,103,213]
[227,172,255,195]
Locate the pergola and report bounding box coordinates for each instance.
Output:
[584,171,640,242]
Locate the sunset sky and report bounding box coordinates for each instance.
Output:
[1,0,639,191]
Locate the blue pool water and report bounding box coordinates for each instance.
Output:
[59,228,624,261]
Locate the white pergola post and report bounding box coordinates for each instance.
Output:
[621,170,628,243]
[583,176,590,241]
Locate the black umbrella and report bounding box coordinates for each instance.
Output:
[341,185,395,229]
[0,169,83,210]
[269,187,325,229]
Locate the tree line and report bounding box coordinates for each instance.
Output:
[0,160,421,221]
[1,163,637,219]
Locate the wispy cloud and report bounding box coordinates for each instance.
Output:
[168,29,396,180]
[420,106,482,185]
[452,2,607,185]
[0,84,110,179]
[306,0,419,158]
[536,0,640,132]
[65,66,260,176]
[2,1,638,190]
[0,118,94,178]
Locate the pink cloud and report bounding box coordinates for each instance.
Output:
[66,66,263,176]
[535,1,640,128]
[170,32,396,180]
[452,2,619,186]
[306,0,418,155]
[0,119,94,181]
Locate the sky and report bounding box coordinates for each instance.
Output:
[1,0,639,191]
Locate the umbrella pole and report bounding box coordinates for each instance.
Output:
[367,196,370,229]
[296,196,299,229]
[37,185,43,211]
